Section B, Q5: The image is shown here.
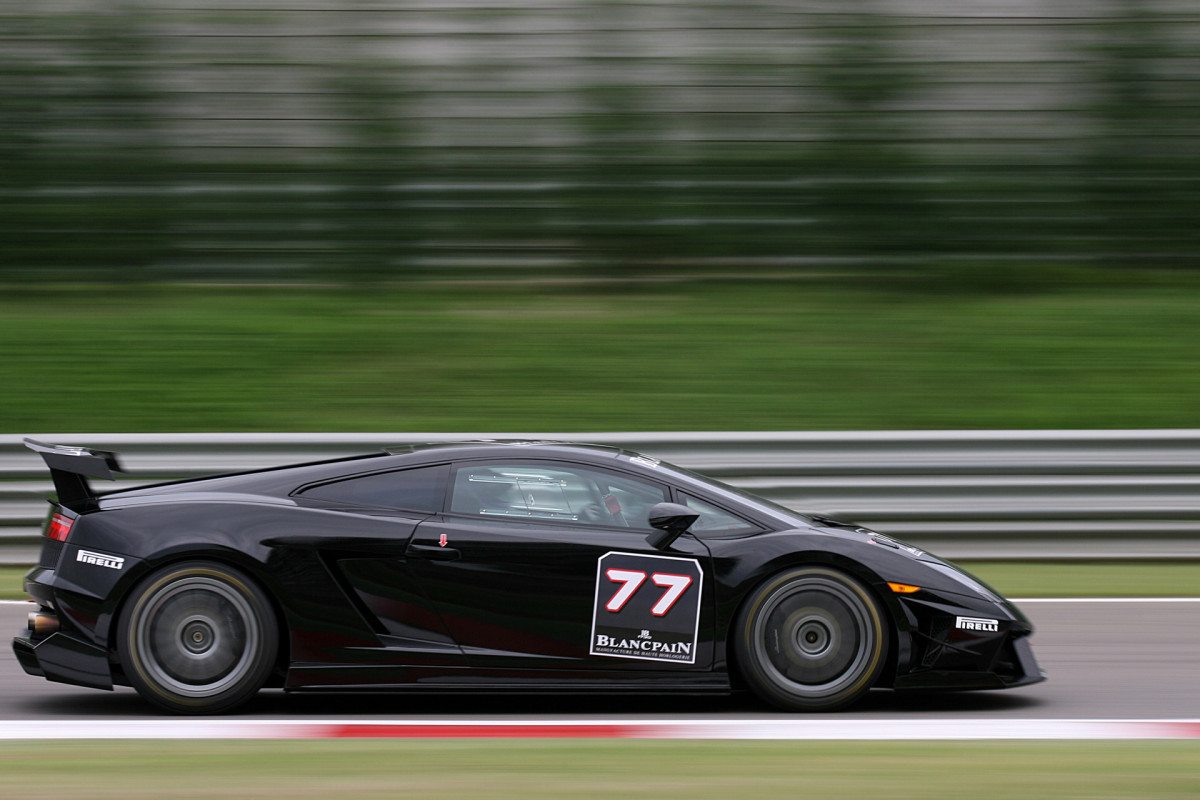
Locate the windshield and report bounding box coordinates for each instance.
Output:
[652,460,812,528]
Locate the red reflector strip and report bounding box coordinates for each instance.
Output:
[46,513,74,542]
[326,724,641,739]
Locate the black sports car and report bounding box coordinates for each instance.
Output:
[14,438,1043,714]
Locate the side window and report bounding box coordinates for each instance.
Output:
[299,464,448,512]
[450,463,667,530]
[679,492,757,534]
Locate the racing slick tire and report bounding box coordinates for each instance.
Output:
[116,560,278,715]
[733,566,886,711]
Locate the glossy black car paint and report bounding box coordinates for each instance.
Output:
[14,441,1044,703]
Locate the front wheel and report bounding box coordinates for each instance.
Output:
[116,561,278,715]
[733,567,886,711]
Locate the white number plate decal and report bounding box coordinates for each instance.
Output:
[589,552,703,664]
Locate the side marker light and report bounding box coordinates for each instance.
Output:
[888,582,921,594]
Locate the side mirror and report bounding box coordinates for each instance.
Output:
[646,502,700,550]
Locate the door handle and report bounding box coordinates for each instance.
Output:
[407,543,461,561]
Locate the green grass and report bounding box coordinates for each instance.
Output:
[0,567,29,600]
[5,562,1199,601]
[0,740,1196,799]
[0,567,28,600]
[957,561,1200,598]
[4,279,1200,432]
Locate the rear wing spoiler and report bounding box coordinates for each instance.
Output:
[24,438,124,512]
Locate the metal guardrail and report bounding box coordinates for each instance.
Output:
[4,431,1200,564]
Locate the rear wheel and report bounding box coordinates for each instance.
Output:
[117,561,277,715]
[733,567,886,711]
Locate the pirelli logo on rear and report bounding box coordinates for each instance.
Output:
[955,616,999,632]
[76,549,124,570]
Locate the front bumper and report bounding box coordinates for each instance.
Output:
[890,590,1046,691]
[893,632,1044,690]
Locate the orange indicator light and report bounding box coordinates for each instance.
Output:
[887,582,921,594]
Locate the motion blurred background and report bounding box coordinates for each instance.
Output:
[2,0,1198,432]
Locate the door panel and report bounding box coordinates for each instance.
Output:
[406,515,714,670]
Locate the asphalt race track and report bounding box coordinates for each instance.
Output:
[2,600,1196,722]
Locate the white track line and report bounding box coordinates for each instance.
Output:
[1012,597,1200,603]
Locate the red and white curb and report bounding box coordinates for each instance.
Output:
[1,719,1198,740]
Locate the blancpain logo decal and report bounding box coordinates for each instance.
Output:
[592,634,693,657]
[76,549,124,570]
[955,616,999,632]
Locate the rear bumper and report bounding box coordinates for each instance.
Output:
[13,630,114,691]
[16,562,126,692]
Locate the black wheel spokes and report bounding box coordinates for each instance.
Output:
[753,577,875,699]
[766,592,861,685]
[137,577,259,698]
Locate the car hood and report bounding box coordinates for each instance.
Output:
[804,518,1027,623]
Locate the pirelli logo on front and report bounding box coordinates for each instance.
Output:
[955,615,999,633]
[76,549,124,570]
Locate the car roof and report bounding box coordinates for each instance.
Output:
[384,440,624,459]
[95,439,803,534]
[98,441,631,504]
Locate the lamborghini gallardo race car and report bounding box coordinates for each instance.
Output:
[14,438,1044,714]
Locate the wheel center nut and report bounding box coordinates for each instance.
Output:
[182,621,215,654]
[795,619,832,657]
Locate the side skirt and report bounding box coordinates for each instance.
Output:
[285,664,731,694]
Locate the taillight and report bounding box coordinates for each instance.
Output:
[46,513,74,542]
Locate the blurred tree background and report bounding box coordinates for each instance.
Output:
[1,1,1199,432]
[3,0,1196,286]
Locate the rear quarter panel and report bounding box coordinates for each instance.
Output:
[56,500,424,661]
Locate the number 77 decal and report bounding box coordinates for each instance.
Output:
[604,569,646,612]
[650,573,693,616]
[604,568,693,616]
[592,552,703,665]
